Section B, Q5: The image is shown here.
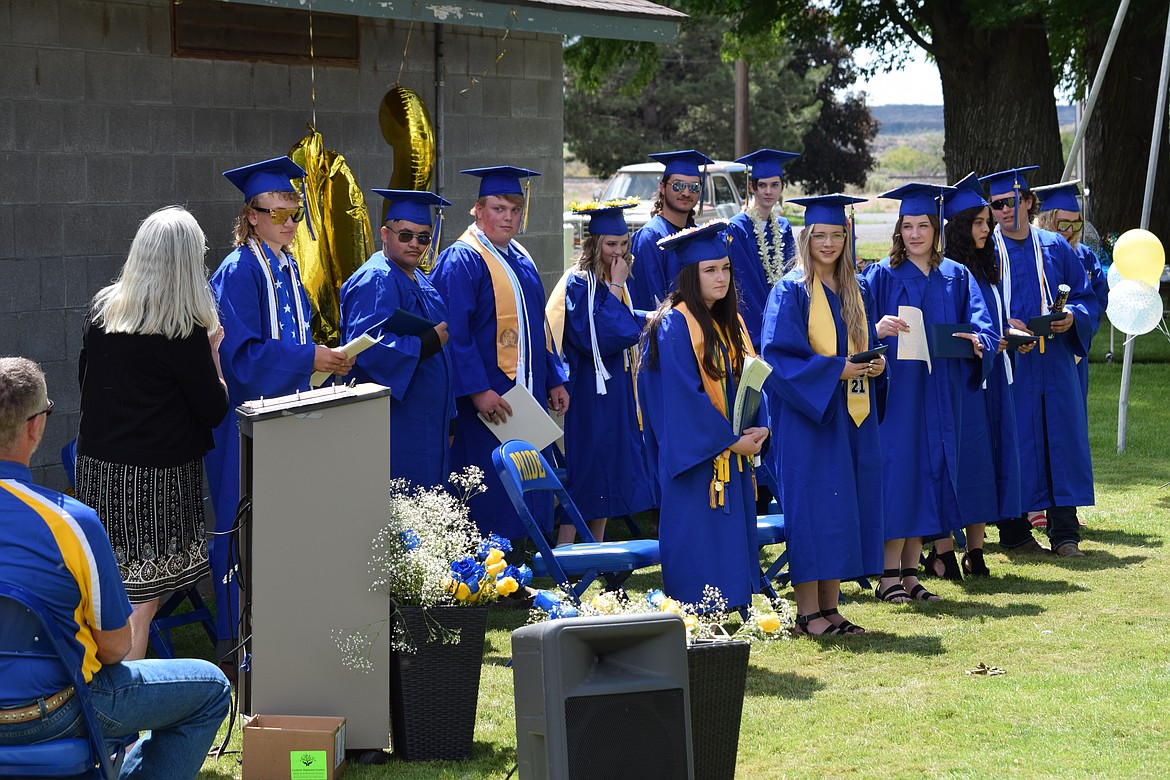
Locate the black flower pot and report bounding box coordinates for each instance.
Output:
[687,639,750,780]
[389,604,488,761]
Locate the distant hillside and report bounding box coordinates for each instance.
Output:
[871,104,1077,136]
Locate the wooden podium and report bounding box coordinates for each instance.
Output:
[237,383,392,750]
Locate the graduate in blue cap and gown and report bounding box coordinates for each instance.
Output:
[638,221,768,609]
[862,182,997,603]
[627,150,713,310]
[340,189,455,490]
[727,149,800,349]
[549,199,655,545]
[981,167,1097,558]
[1033,180,1109,401]
[429,166,569,544]
[760,194,886,635]
[924,174,1026,579]
[206,156,355,647]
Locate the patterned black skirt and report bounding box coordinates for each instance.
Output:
[75,455,211,603]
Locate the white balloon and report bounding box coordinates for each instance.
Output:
[1107,279,1164,335]
[1107,263,1124,289]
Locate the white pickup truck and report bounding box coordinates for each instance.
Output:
[564,161,748,262]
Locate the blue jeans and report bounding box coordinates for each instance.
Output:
[0,658,230,779]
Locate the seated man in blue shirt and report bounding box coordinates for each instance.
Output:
[0,357,231,779]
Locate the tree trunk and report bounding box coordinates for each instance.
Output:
[930,8,1065,187]
[1083,1,1170,240]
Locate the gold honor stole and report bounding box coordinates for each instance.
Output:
[676,302,756,508]
[458,228,553,382]
[808,275,870,426]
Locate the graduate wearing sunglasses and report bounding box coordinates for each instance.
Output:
[340,190,455,489]
[206,156,354,650]
[627,150,713,311]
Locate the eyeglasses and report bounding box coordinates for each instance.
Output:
[989,198,1016,211]
[1056,219,1084,233]
[669,180,701,194]
[253,206,306,224]
[393,229,433,246]
[27,399,53,421]
[810,232,846,244]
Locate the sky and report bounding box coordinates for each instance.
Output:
[848,48,943,106]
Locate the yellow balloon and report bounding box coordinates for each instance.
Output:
[1113,228,1166,288]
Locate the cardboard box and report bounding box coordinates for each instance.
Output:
[242,715,347,780]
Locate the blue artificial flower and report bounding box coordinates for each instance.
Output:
[499,565,523,583]
[646,589,666,608]
[476,533,513,560]
[400,529,420,551]
[533,589,561,613]
[449,557,485,589]
[516,564,533,586]
[549,603,579,619]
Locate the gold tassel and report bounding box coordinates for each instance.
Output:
[520,178,531,234]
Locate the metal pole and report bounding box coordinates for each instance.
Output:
[1063,0,1131,182]
[434,24,445,196]
[1118,5,1170,453]
[734,61,749,159]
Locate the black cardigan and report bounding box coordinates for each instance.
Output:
[77,322,229,468]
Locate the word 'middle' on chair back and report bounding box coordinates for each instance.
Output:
[0,582,125,779]
[492,440,661,604]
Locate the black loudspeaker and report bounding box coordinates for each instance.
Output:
[511,612,693,780]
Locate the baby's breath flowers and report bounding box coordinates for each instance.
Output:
[335,468,533,665]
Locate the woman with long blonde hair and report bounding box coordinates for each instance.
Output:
[76,205,229,660]
[760,195,885,635]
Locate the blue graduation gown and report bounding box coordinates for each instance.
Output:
[628,215,682,311]
[428,238,568,540]
[760,273,886,584]
[340,250,455,489]
[956,276,1022,525]
[638,309,759,608]
[1075,242,1109,401]
[726,211,796,350]
[206,243,315,640]
[998,229,1097,511]
[862,257,997,539]
[562,273,655,520]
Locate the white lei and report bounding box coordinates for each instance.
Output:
[747,209,787,284]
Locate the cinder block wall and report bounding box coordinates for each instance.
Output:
[0,0,565,488]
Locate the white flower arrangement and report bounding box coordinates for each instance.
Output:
[529,584,793,646]
[334,467,533,665]
[746,209,790,285]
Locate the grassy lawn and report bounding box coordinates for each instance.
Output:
[195,322,1170,779]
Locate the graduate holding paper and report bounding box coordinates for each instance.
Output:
[340,189,454,489]
[207,156,354,648]
[638,222,767,609]
[429,166,569,542]
[761,194,885,635]
[863,183,996,603]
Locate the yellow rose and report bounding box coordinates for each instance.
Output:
[442,577,456,594]
[758,614,781,633]
[662,599,683,616]
[496,576,519,597]
[486,560,507,578]
[683,615,698,631]
[485,548,506,565]
[454,582,472,601]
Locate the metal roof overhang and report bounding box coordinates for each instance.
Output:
[220,0,685,42]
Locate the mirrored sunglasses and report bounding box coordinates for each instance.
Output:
[670,180,701,194]
[395,230,433,246]
[989,198,1016,211]
[1056,219,1084,233]
[253,206,306,224]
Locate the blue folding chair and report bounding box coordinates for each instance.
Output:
[492,440,661,604]
[60,439,217,659]
[756,513,788,599]
[0,582,133,779]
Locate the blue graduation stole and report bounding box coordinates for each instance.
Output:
[252,240,308,345]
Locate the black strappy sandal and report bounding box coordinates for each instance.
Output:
[793,610,845,637]
[962,548,991,577]
[822,607,865,635]
[902,567,942,601]
[874,568,911,603]
[923,548,963,581]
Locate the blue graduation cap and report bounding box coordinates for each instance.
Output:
[372,189,450,226]
[655,221,730,267]
[785,194,867,227]
[979,166,1040,197]
[571,198,639,236]
[223,156,306,202]
[1032,180,1082,213]
[879,182,956,217]
[943,172,988,220]
[647,150,714,179]
[734,149,800,180]
[460,166,540,198]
